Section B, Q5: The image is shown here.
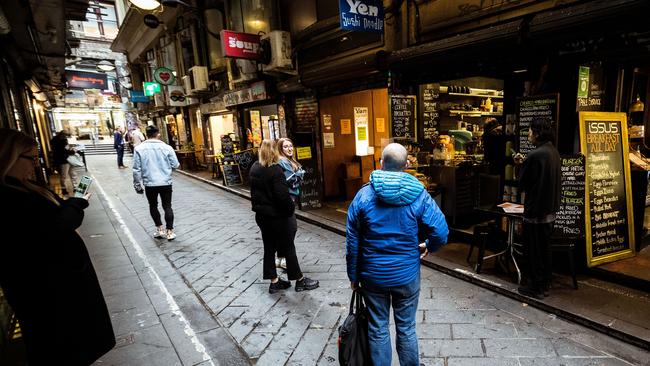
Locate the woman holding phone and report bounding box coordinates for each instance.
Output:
[250,139,318,293]
[0,129,115,365]
[275,138,305,269]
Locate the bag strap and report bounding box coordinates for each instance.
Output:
[348,291,356,315]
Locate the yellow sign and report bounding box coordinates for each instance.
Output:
[341,119,352,134]
[296,146,312,160]
[357,126,367,141]
[376,117,385,133]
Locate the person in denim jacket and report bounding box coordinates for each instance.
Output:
[133,125,180,241]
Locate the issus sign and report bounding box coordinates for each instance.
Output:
[339,0,384,33]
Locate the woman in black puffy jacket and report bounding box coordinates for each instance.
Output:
[249,139,319,294]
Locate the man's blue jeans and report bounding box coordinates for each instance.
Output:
[362,276,420,366]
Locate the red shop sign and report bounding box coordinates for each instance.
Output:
[220,30,260,60]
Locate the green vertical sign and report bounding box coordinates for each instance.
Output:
[578,66,590,98]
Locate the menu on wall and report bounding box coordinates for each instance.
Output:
[516,94,559,156]
[580,112,636,267]
[420,84,440,141]
[553,155,585,237]
[390,95,416,140]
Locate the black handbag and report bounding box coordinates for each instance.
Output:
[338,290,371,365]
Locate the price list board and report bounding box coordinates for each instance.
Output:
[390,95,417,140]
[516,94,559,156]
[553,155,585,237]
[580,112,636,267]
[420,84,440,142]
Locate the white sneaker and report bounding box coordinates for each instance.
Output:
[154,227,166,238]
[166,229,176,241]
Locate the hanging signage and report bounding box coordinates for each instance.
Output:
[67,70,108,90]
[576,64,605,112]
[168,85,186,106]
[154,67,176,85]
[579,112,636,267]
[143,82,161,96]
[339,0,384,33]
[223,81,267,107]
[129,90,149,103]
[220,30,261,59]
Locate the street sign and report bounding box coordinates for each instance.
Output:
[143,82,161,96]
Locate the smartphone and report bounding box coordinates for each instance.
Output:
[74,176,93,198]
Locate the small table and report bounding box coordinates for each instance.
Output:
[474,205,524,284]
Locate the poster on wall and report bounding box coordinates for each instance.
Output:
[250,110,262,147]
[323,114,332,131]
[354,107,369,156]
[576,64,605,112]
[261,115,271,140]
[341,119,352,134]
[376,117,385,133]
[579,112,636,267]
[323,132,335,148]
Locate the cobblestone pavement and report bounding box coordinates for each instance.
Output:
[86,155,650,366]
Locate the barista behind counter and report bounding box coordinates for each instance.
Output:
[482,118,506,175]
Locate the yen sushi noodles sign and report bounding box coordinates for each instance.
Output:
[339,0,384,33]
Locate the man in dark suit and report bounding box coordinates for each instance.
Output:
[113,127,127,168]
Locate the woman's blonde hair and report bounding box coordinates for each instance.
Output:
[0,128,59,205]
[277,137,300,171]
[258,139,279,167]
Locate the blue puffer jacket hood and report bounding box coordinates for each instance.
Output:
[370,170,424,206]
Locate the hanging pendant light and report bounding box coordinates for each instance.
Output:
[128,0,161,10]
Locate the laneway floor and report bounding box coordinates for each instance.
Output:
[83,155,650,366]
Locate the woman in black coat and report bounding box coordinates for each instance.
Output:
[250,139,319,294]
[0,129,115,365]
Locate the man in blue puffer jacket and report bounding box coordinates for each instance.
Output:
[346,143,448,365]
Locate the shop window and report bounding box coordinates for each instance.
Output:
[227,0,278,33]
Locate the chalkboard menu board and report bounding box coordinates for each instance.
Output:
[553,155,585,237]
[390,95,417,140]
[420,84,440,142]
[299,165,323,210]
[221,135,234,155]
[516,94,559,156]
[233,149,256,173]
[221,163,243,186]
[579,112,636,267]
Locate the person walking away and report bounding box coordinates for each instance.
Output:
[131,126,146,148]
[50,130,77,196]
[133,125,180,241]
[275,137,305,270]
[250,139,319,294]
[0,128,115,365]
[114,126,127,168]
[515,118,561,299]
[346,143,449,365]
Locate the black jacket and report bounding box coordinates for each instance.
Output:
[250,162,295,217]
[0,178,115,365]
[519,141,561,220]
[50,136,73,165]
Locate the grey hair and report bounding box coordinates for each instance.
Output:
[381,143,408,171]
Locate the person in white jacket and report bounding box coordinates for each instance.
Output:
[133,125,180,240]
